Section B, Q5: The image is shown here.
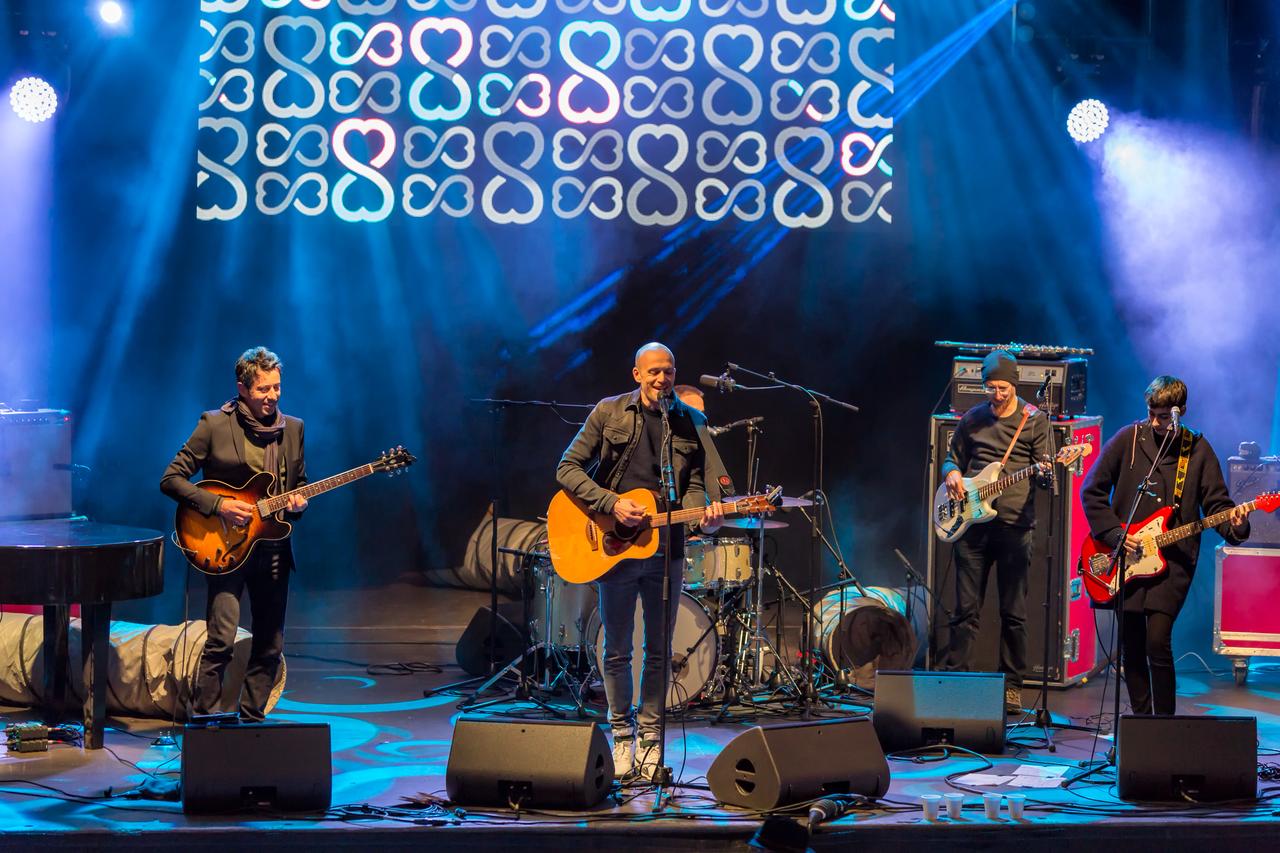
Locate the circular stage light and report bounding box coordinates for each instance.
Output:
[1067,98,1110,143]
[8,76,59,124]
[99,1,125,25]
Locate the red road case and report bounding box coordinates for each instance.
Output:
[1214,545,1280,685]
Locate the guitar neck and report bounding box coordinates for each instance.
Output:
[1153,500,1254,548]
[652,498,757,526]
[260,464,379,515]
[976,463,1039,500]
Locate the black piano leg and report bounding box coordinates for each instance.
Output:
[42,605,69,725]
[80,603,111,750]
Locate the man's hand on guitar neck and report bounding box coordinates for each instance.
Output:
[1229,504,1249,533]
[700,501,726,534]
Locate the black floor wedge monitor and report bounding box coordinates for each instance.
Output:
[872,670,1006,755]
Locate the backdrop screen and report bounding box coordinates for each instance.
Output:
[196,0,895,227]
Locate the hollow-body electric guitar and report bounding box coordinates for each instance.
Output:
[174,447,415,575]
[1078,492,1280,604]
[932,442,1093,543]
[547,486,781,584]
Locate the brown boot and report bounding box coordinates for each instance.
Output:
[1005,685,1023,713]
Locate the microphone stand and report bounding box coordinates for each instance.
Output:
[1065,419,1178,787]
[723,363,859,719]
[653,394,678,812]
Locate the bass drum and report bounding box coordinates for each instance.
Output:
[588,592,718,710]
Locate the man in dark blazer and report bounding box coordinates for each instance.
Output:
[1081,375,1248,715]
[161,346,307,721]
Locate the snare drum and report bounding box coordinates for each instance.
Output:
[588,591,718,709]
[684,537,753,590]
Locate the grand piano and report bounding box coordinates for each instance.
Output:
[0,519,164,748]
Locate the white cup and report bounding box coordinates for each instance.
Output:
[943,792,964,819]
[983,791,1002,819]
[1007,793,1027,820]
[920,794,941,821]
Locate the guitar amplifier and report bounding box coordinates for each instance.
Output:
[1227,457,1280,546]
[949,357,1088,417]
[0,409,73,521]
[926,414,1105,686]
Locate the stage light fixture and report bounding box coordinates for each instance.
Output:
[98,1,125,26]
[1067,98,1109,143]
[8,76,59,123]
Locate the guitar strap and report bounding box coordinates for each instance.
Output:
[998,407,1033,469]
[1172,427,1193,509]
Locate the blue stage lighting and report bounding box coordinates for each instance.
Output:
[98,1,125,26]
[1067,99,1109,143]
[8,77,59,123]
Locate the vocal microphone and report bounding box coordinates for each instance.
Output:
[699,373,737,393]
[807,796,859,830]
[1035,370,1052,401]
[708,416,764,437]
[1170,406,1181,432]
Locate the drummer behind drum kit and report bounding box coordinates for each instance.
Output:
[524,489,921,714]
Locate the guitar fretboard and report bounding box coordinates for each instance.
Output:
[1153,500,1255,548]
[260,464,378,515]
[650,498,765,526]
[975,463,1039,500]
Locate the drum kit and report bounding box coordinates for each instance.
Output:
[520,489,910,715]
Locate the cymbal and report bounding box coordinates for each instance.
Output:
[725,494,815,508]
[718,517,789,530]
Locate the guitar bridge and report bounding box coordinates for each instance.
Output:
[585,522,599,552]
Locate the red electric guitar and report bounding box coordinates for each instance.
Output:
[1078,492,1280,604]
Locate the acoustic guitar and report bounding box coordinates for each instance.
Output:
[547,486,781,584]
[174,446,415,575]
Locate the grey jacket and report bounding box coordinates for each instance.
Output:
[556,389,734,520]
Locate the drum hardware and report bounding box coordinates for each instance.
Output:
[717,517,789,531]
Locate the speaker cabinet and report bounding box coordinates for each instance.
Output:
[1118,715,1257,802]
[707,717,889,810]
[0,410,72,521]
[181,723,331,814]
[872,670,1006,755]
[1227,457,1280,545]
[926,414,1105,686]
[445,717,613,808]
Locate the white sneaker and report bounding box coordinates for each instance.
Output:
[635,739,662,782]
[611,734,635,779]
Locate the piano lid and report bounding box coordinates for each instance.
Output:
[0,519,164,605]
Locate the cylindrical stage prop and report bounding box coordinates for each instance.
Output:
[0,616,286,719]
[813,585,927,688]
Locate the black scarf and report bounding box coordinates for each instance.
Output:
[222,398,286,491]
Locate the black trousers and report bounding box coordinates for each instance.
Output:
[193,544,292,721]
[1121,610,1176,715]
[942,522,1032,689]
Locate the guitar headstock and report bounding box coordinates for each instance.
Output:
[1056,442,1093,464]
[375,445,416,475]
[732,485,783,515]
[1256,492,1280,514]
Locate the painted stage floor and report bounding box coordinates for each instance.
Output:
[2,648,1280,851]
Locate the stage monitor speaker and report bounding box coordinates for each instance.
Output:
[445,716,613,808]
[181,723,331,814]
[926,414,1105,686]
[455,603,528,676]
[706,717,890,810]
[872,670,1006,755]
[1118,715,1257,802]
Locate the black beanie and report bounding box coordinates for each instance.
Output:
[982,350,1018,385]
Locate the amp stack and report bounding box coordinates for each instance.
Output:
[928,341,1101,687]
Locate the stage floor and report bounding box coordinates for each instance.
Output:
[2,645,1279,852]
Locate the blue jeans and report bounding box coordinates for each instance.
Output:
[595,553,683,741]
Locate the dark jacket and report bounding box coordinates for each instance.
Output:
[556,389,733,520]
[160,407,307,518]
[1080,421,1248,615]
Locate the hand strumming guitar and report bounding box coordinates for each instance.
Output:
[612,497,649,528]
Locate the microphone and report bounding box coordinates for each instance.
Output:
[1170,406,1181,432]
[708,416,764,437]
[1035,370,1052,401]
[807,796,859,830]
[699,373,737,393]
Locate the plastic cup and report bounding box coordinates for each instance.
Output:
[943,792,964,819]
[920,794,941,822]
[1007,793,1027,820]
[983,791,1002,819]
